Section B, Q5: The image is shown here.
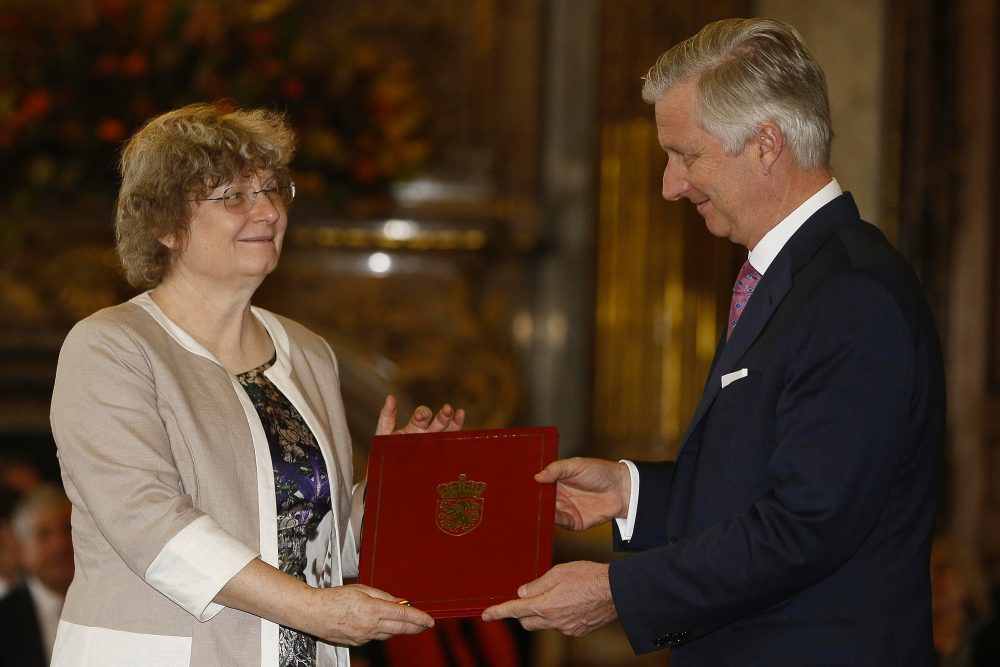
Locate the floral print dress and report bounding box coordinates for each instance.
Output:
[237,357,332,667]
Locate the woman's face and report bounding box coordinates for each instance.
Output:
[164,171,288,291]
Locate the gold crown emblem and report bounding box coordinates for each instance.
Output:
[436,474,486,499]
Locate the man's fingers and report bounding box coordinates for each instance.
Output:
[534,458,580,483]
[517,573,554,599]
[482,598,533,621]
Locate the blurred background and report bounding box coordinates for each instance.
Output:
[1,0,998,664]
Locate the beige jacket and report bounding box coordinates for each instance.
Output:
[49,293,357,666]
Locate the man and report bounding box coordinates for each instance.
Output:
[0,485,75,666]
[483,18,944,666]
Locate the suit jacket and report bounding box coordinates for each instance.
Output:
[0,586,46,667]
[609,194,944,666]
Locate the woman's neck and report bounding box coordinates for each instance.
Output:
[150,277,274,374]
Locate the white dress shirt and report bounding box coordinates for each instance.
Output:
[26,576,65,663]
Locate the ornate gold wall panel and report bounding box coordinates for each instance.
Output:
[591,0,748,465]
[593,120,736,463]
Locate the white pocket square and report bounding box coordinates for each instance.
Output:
[720,368,749,389]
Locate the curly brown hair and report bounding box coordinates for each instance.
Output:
[115,103,296,289]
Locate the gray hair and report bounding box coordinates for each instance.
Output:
[642,18,832,169]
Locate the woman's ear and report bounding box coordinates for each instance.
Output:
[159,233,177,250]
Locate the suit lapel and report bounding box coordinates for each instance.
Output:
[677,256,792,454]
[675,193,860,455]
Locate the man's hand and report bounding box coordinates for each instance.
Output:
[480,561,617,637]
[536,457,631,531]
[375,394,465,436]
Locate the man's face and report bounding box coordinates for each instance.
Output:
[654,80,765,249]
[20,501,74,594]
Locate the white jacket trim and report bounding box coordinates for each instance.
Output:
[51,620,192,666]
[144,515,257,622]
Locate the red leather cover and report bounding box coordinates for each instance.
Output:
[358,427,558,618]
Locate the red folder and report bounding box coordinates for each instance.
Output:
[358,427,558,618]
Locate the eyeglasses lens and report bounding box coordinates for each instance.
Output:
[221,181,295,214]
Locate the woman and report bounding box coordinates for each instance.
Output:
[49,104,462,666]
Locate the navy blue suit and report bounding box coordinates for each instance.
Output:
[0,586,47,667]
[608,194,944,666]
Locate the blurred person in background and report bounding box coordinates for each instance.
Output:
[0,484,74,666]
[49,103,462,666]
[930,533,998,667]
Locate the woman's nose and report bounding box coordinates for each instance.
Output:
[250,191,281,222]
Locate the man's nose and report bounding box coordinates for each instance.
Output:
[661,161,688,201]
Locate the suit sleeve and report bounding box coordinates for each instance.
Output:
[50,316,257,621]
[609,272,924,652]
[612,460,676,551]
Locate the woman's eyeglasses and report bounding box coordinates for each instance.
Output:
[190,180,296,215]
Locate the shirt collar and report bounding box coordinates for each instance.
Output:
[747,178,842,274]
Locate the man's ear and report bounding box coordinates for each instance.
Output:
[756,122,784,174]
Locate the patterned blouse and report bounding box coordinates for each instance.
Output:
[237,357,332,667]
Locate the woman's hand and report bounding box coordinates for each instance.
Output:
[215,560,433,646]
[375,394,465,436]
[300,583,434,646]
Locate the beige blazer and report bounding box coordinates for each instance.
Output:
[49,293,357,666]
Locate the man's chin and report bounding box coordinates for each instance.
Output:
[702,217,731,240]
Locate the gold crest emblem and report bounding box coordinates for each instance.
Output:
[435,474,486,536]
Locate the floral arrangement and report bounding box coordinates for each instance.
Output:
[0,0,432,211]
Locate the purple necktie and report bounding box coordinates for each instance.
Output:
[727,260,762,340]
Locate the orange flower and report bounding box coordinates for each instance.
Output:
[96,118,127,143]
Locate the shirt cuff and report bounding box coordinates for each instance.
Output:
[613,460,640,542]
